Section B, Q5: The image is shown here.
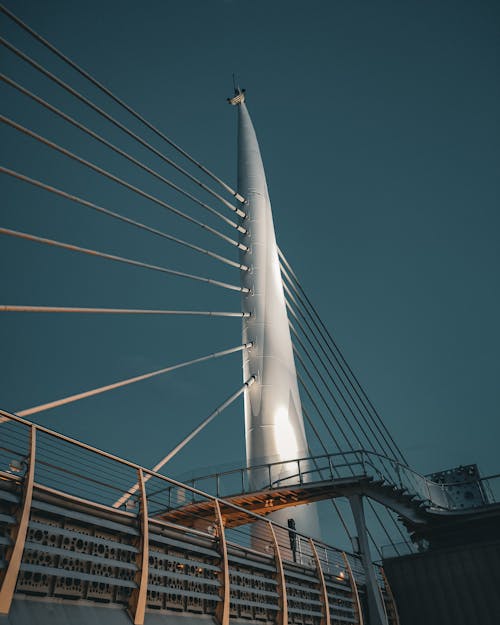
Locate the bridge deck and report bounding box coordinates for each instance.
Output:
[159,476,368,528]
[160,479,432,528]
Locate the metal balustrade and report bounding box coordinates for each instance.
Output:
[161,449,482,514]
[0,409,399,624]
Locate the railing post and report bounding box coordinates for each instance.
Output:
[214,500,229,625]
[298,459,303,485]
[341,552,364,625]
[0,424,36,615]
[128,468,149,625]
[268,521,287,625]
[309,539,330,625]
[380,567,400,625]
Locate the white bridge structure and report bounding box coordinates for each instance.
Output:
[0,5,499,625]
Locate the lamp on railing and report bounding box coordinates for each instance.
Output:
[8,458,27,474]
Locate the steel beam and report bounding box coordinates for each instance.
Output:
[0,424,36,614]
[342,551,364,625]
[381,566,401,625]
[268,521,288,625]
[309,539,330,625]
[349,494,387,625]
[128,468,149,625]
[214,499,230,625]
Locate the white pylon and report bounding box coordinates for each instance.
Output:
[231,90,320,539]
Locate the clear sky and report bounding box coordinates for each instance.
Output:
[1,0,499,548]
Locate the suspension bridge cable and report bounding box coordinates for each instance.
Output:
[284,283,397,456]
[284,279,403,464]
[281,258,407,467]
[303,401,396,556]
[0,227,249,293]
[0,74,246,233]
[0,305,250,317]
[367,502,408,556]
[296,371,346,454]
[279,250,406,464]
[288,305,386,453]
[282,267,398,458]
[0,35,246,217]
[301,378,407,553]
[297,370,374,540]
[292,299,413,548]
[287,299,391,458]
[5,343,252,420]
[292,327,372,452]
[0,115,248,252]
[302,409,385,558]
[294,330,412,548]
[0,5,246,205]
[302,408,354,540]
[289,288,415,551]
[0,166,248,271]
[298,367,367,481]
[113,375,256,508]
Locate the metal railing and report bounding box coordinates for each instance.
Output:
[162,449,457,511]
[0,408,363,568]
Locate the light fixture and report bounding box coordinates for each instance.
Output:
[9,459,23,473]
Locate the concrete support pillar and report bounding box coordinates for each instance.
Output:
[349,495,387,625]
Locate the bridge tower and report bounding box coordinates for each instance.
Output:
[230,89,320,540]
[230,89,387,625]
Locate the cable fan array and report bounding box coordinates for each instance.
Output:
[1,3,413,557]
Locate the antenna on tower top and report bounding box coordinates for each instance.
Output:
[228,73,245,105]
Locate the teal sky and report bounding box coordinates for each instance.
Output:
[1,1,499,548]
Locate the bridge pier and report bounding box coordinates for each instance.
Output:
[349,495,388,625]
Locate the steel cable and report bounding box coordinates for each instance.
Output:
[113,375,256,508]
[295,344,410,549]
[0,305,250,317]
[284,274,403,463]
[302,409,384,558]
[0,115,248,251]
[279,250,406,464]
[1,74,246,233]
[4,343,252,420]
[0,227,249,293]
[1,166,248,271]
[0,34,246,216]
[289,313,387,456]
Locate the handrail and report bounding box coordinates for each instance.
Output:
[0,408,356,559]
[165,447,456,511]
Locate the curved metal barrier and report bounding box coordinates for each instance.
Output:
[0,409,401,624]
